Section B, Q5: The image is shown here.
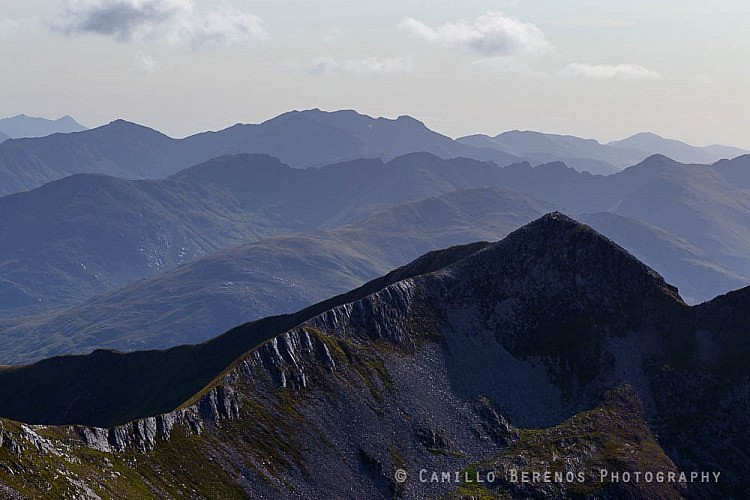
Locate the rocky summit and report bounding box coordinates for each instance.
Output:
[0,213,747,498]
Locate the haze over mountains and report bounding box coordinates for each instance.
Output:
[0,114,87,139]
[0,186,550,363]
[0,110,518,197]
[458,129,748,175]
[1,215,748,498]
[0,153,537,319]
[1,147,750,365]
[0,108,748,498]
[1,108,746,196]
[3,148,747,323]
[608,131,749,165]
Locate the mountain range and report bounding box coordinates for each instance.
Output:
[0,153,528,319]
[0,114,87,139]
[1,108,747,197]
[0,110,519,197]
[2,151,750,364]
[0,186,550,363]
[608,131,748,164]
[459,129,748,175]
[0,214,747,498]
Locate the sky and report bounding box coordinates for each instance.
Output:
[1,0,749,148]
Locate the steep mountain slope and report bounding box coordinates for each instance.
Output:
[0,109,519,196]
[0,131,8,144]
[1,214,745,498]
[608,131,747,164]
[458,130,645,174]
[0,114,87,138]
[0,187,550,364]
[497,155,750,290]
[580,212,749,304]
[0,153,529,319]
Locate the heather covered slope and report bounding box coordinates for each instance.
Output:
[0,214,748,498]
[0,186,549,364]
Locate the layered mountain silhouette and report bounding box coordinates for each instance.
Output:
[714,153,750,187]
[0,153,530,318]
[0,131,8,144]
[0,109,519,196]
[0,187,550,363]
[459,129,748,175]
[2,150,749,364]
[0,114,87,139]
[458,130,644,174]
[0,214,746,498]
[609,131,748,164]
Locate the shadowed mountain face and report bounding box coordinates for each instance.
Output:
[0,114,87,139]
[0,187,550,364]
[0,131,8,144]
[0,109,519,196]
[0,214,746,498]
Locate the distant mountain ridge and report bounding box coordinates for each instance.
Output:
[0,109,520,196]
[0,114,87,139]
[0,153,534,319]
[2,150,749,327]
[459,129,748,175]
[0,186,551,364]
[608,131,748,164]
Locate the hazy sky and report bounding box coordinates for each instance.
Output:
[2,1,749,147]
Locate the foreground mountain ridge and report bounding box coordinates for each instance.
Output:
[1,213,748,498]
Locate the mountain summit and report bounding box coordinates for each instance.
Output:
[1,213,745,497]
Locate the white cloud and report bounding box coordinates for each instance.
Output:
[562,63,662,80]
[54,0,266,50]
[398,11,552,58]
[134,52,160,73]
[294,57,413,76]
